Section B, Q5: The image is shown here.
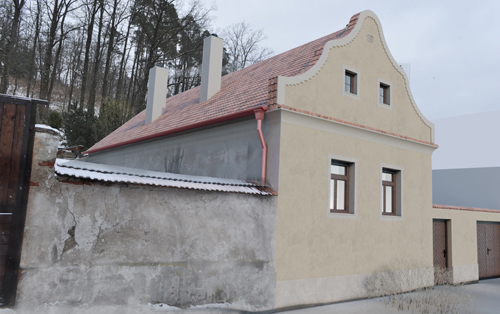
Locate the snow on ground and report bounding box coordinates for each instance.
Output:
[0,303,240,314]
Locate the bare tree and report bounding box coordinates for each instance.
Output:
[87,0,105,114]
[79,0,98,107]
[0,0,26,93]
[222,22,273,73]
[39,0,78,101]
[26,0,42,97]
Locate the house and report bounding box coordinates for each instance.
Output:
[432,110,500,209]
[14,9,500,312]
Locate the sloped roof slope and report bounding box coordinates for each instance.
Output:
[87,13,360,154]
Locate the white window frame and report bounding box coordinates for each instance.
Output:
[327,154,357,220]
[380,163,404,221]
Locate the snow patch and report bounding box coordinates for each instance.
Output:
[149,303,181,311]
[35,124,62,136]
[190,302,230,309]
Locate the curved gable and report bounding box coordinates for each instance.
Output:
[276,10,435,144]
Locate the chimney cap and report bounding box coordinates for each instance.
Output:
[210,33,218,37]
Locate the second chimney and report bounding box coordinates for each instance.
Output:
[200,35,223,102]
[145,66,168,124]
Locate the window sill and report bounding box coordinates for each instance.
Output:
[378,102,392,110]
[342,90,360,100]
[328,211,357,220]
[380,214,403,221]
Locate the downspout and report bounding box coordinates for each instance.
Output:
[254,108,267,185]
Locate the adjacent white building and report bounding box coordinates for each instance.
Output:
[432,110,500,209]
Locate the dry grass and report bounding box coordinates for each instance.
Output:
[365,259,473,314]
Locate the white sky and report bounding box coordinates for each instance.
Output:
[209,0,500,120]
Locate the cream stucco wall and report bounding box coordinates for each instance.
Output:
[273,111,435,308]
[281,15,433,144]
[273,11,437,309]
[270,10,500,310]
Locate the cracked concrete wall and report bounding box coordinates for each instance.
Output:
[18,130,278,312]
[86,115,280,188]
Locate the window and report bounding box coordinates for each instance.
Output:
[379,83,390,105]
[345,71,357,94]
[382,169,396,215]
[377,78,392,109]
[342,65,360,100]
[330,160,350,213]
[328,155,357,218]
[380,165,403,219]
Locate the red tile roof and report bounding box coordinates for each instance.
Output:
[86,13,361,154]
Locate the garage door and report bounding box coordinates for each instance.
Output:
[477,222,500,279]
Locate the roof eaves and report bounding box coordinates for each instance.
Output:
[85,105,268,154]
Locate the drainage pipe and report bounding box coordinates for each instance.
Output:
[254,108,267,185]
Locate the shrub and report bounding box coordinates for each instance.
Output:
[62,102,98,150]
[48,110,63,130]
[365,259,472,314]
[95,98,132,142]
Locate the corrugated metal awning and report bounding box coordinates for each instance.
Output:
[54,159,276,196]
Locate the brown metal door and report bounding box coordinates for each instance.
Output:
[0,95,39,306]
[477,222,488,278]
[477,222,500,279]
[488,223,500,277]
[433,219,448,282]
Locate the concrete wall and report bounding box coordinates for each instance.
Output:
[19,130,278,312]
[431,207,500,283]
[433,167,500,210]
[87,114,281,190]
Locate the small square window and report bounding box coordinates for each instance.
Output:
[345,71,357,94]
[380,83,390,105]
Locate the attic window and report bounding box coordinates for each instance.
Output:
[380,83,390,105]
[377,78,392,109]
[345,71,357,94]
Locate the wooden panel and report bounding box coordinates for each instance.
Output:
[477,222,500,279]
[486,223,500,277]
[477,222,488,278]
[6,105,26,209]
[0,96,39,306]
[433,219,448,284]
[0,103,3,133]
[0,104,17,209]
[433,220,447,268]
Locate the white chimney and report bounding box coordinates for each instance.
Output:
[200,34,223,102]
[145,66,168,124]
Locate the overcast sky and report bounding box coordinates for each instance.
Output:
[209,0,500,120]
